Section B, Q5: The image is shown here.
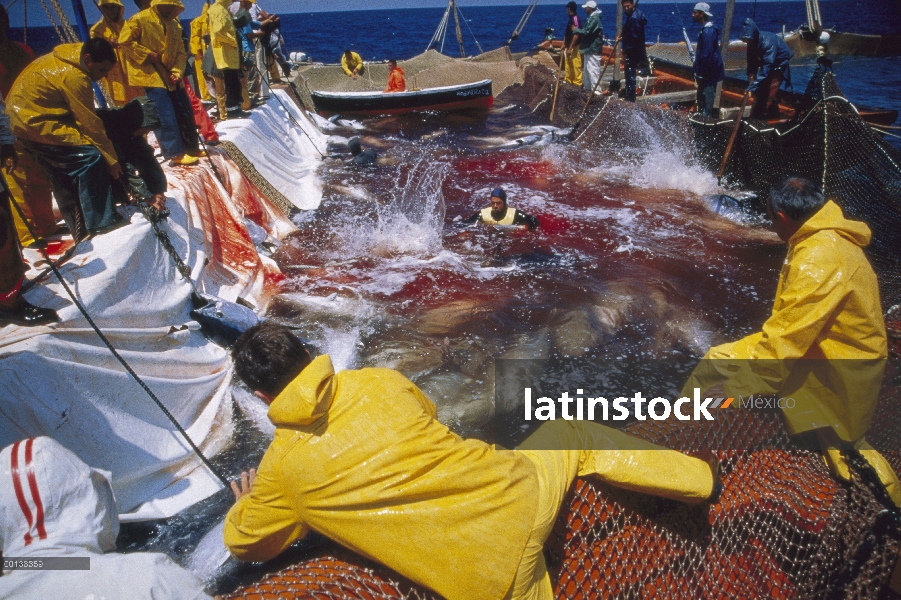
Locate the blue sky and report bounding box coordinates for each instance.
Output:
[5,0,788,27]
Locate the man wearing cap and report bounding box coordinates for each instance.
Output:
[692,3,725,117]
[740,18,793,119]
[617,0,649,102]
[461,188,539,230]
[572,1,603,93]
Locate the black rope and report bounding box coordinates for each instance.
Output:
[246,62,326,158]
[5,184,231,490]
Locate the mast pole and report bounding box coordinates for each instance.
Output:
[713,0,737,112]
[452,0,465,58]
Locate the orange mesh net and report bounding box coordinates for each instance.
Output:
[226,362,901,599]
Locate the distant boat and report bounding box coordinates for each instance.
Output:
[310,78,493,117]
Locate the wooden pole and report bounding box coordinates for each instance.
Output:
[573,39,620,129]
[714,0,737,112]
[717,90,750,182]
[550,49,566,122]
[613,1,623,90]
[452,0,465,58]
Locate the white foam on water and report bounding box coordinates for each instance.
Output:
[317,326,363,371]
[232,387,275,437]
[187,520,231,584]
[630,147,721,197]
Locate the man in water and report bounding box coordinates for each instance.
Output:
[617,0,648,102]
[341,49,364,79]
[683,176,900,508]
[347,136,377,167]
[462,187,539,230]
[223,321,720,600]
[740,18,793,119]
[691,2,724,117]
[572,0,603,93]
[384,59,406,93]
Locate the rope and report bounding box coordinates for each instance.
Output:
[218,140,295,216]
[22,0,27,46]
[4,185,231,490]
[455,4,483,56]
[249,64,326,159]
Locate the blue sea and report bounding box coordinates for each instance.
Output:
[9,0,901,134]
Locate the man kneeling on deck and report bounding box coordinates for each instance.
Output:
[462,187,540,230]
[224,321,721,600]
[683,176,900,508]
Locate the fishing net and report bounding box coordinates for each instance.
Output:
[224,371,901,599]
[223,65,901,600]
[690,70,901,307]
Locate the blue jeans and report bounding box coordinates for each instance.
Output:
[145,86,200,159]
[20,141,115,237]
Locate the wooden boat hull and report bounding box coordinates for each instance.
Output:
[647,57,898,127]
[311,79,493,117]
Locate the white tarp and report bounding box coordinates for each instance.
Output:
[0,101,316,520]
[217,89,327,211]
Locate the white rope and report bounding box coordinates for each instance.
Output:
[574,96,612,143]
[455,4,483,56]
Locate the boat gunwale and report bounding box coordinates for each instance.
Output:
[310,78,493,99]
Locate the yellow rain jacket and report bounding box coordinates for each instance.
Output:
[90,0,142,105]
[207,0,240,70]
[189,3,209,57]
[683,200,899,506]
[6,44,118,167]
[341,51,364,77]
[224,355,538,600]
[118,0,187,91]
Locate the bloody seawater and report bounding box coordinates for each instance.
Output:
[119,102,790,593]
[270,104,785,439]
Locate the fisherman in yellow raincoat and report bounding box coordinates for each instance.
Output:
[223,322,719,600]
[6,39,121,240]
[683,176,900,508]
[206,0,246,119]
[118,0,199,165]
[189,2,212,101]
[90,0,142,107]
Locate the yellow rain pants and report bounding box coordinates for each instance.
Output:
[564,49,583,86]
[190,5,211,100]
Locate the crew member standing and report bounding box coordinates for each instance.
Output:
[207,0,247,119]
[563,1,582,86]
[573,0,603,93]
[691,2,724,117]
[617,0,648,102]
[189,2,212,101]
[118,0,200,165]
[90,0,142,107]
[740,18,793,119]
[384,59,406,93]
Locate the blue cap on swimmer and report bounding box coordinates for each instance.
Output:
[491,187,507,202]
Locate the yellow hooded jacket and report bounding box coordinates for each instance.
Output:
[6,44,118,167]
[90,0,142,104]
[682,200,899,506]
[341,51,363,77]
[118,0,187,91]
[224,355,538,600]
[207,0,240,70]
[683,200,887,441]
[189,3,209,57]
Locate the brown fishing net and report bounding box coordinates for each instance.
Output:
[690,71,901,307]
[225,367,901,599]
